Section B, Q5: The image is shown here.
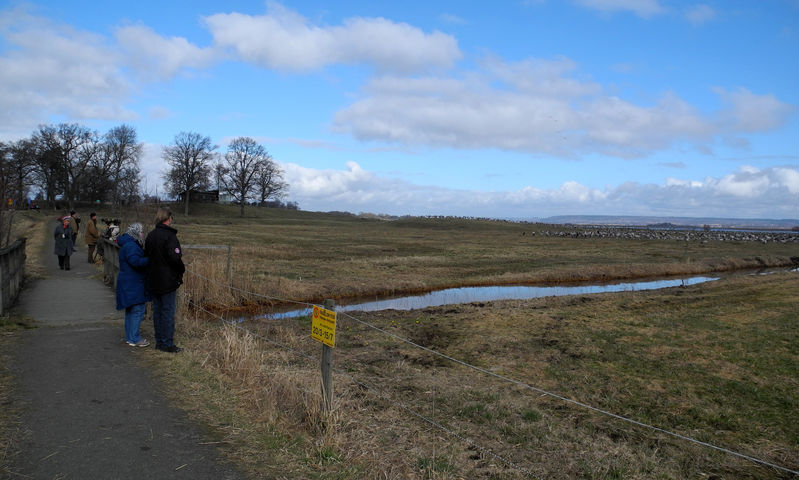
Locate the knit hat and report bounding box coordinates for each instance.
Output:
[126,222,144,240]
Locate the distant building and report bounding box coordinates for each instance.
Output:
[177,189,219,203]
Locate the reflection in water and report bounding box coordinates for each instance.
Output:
[254,276,718,320]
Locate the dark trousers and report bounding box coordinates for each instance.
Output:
[57,255,71,270]
[152,289,178,348]
[87,244,96,263]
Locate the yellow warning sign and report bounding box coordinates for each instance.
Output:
[311,305,337,347]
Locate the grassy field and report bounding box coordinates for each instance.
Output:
[3,205,798,478]
[139,205,797,479]
[164,204,797,307]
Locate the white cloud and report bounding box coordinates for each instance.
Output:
[715,87,797,132]
[712,166,771,197]
[704,165,799,198]
[665,177,702,187]
[685,4,716,25]
[282,161,799,219]
[772,167,799,194]
[0,7,134,136]
[115,24,219,81]
[574,0,666,18]
[203,1,461,73]
[333,58,794,159]
[139,143,169,195]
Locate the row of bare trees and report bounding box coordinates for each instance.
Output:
[164,132,287,216]
[0,125,289,218]
[0,123,143,211]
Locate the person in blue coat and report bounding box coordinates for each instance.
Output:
[116,223,151,347]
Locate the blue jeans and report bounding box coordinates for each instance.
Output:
[152,290,177,348]
[124,303,147,344]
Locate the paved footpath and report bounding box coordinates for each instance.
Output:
[5,233,243,479]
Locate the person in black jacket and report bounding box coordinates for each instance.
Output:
[144,208,185,353]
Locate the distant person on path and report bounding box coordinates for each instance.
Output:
[68,210,80,252]
[145,208,185,353]
[116,223,151,347]
[53,216,74,270]
[85,212,100,263]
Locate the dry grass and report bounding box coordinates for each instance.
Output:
[158,270,799,479]
[0,211,50,478]
[11,205,793,478]
[168,206,796,310]
[126,206,798,479]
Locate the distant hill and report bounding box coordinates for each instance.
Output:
[539,215,799,230]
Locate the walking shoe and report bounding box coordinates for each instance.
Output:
[127,339,150,347]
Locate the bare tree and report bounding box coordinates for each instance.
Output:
[0,141,35,246]
[162,131,216,216]
[221,137,271,217]
[213,160,226,192]
[30,127,62,209]
[0,142,9,208]
[103,124,143,206]
[254,155,288,207]
[7,139,37,206]
[34,123,100,209]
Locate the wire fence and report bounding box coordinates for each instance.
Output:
[181,266,799,477]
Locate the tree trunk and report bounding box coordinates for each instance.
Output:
[184,192,190,216]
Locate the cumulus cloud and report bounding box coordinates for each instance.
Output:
[203,1,461,73]
[573,0,665,18]
[115,24,219,81]
[333,57,794,159]
[0,7,134,135]
[0,2,462,137]
[282,161,799,219]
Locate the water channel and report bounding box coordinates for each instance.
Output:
[254,275,721,320]
[246,268,797,321]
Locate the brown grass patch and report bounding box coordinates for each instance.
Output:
[68,206,799,478]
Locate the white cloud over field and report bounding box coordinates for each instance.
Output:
[280,162,799,219]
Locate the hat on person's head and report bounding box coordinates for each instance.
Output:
[126,222,144,239]
[70,210,76,214]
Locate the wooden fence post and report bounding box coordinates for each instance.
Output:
[321,298,335,414]
[227,244,232,290]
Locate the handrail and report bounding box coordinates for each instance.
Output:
[0,237,27,315]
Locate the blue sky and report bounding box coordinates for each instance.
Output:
[1,0,797,219]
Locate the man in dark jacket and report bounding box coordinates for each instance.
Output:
[144,208,185,353]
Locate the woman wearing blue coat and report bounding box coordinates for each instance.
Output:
[116,223,151,347]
